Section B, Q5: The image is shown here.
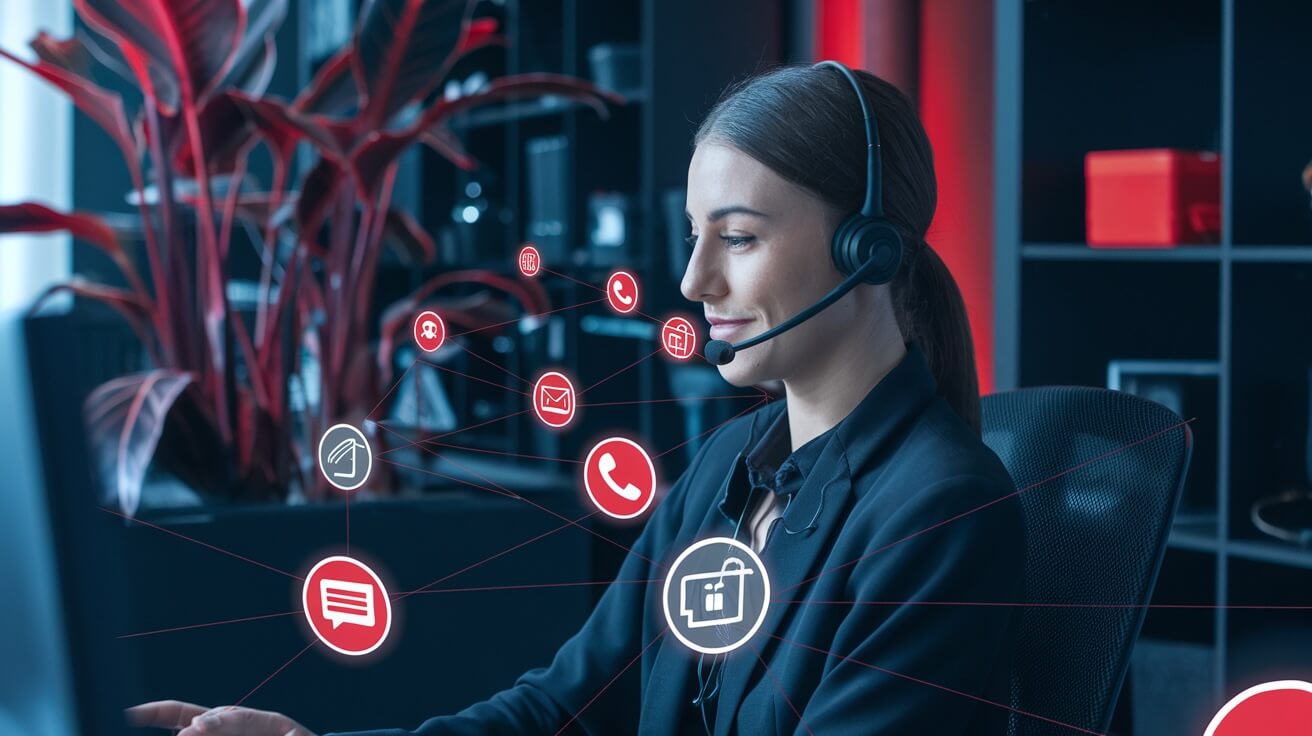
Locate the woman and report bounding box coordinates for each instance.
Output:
[129,61,1024,736]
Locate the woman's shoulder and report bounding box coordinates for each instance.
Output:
[847,396,1021,536]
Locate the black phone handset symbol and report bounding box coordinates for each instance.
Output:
[599,452,642,501]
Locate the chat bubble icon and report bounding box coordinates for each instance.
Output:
[320,578,375,629]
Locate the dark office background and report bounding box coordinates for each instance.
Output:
[2,0,1311,735]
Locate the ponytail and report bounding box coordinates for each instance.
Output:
[891,240,982,435]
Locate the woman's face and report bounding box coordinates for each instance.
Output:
[681,142,869,388]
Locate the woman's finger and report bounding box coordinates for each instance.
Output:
[175,705,313,736]
[124,700,209,728]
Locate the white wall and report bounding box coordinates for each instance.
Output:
[0,1,77,734]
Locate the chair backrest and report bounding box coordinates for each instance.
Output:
[981,386,1193,735]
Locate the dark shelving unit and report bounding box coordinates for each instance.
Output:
[995,0,1312,731]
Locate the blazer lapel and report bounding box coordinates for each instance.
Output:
[711,438,855,735]
[641,448,747,733]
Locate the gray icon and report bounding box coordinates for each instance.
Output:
[318,423,372,492]
[662,536,770,654]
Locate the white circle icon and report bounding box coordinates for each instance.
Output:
[302,555,392,656]
[532,371,577,429]
[518,245,541,276]
[662,536,770,655]
[413,309,446,352]
[317,423,373,492]
[606,270,639,314]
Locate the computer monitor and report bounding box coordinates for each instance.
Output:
[4,311,145,735]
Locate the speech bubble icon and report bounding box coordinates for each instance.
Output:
[320,578,375,630]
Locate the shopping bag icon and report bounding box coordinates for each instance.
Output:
[661,317,696,360]
[679,557,753,629]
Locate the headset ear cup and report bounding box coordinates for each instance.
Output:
[832,215,903,285]
[859,221,903,285]
[831,213,871,276]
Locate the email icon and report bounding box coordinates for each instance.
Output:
[539,384,572,415]
[532,370,577,428]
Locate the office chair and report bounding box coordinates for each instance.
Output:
[980,386,1193,735]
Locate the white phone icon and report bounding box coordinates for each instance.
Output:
[611,279,634,306]
[599,452,642,501]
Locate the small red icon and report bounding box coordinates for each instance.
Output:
[532,371,576,428]
[606,270,639,314]
[661,317,697,360]
[518,245,541,277]
[1206,680,1312,736]
[413,310,446,352]
[302,555,392,657]
[584,437,656,519]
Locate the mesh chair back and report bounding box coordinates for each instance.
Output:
[981,387,1192,735]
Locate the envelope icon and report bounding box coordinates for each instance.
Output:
[539,384,573,415]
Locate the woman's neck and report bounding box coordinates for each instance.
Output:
[782,327,907,453]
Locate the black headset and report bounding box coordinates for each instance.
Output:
[703,60,905,366]
[815,59,905,285]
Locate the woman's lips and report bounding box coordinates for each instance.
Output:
[708,319,753,341]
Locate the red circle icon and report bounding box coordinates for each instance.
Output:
[606,270,640,314]
[661,316,698,360]
[532,371,576,428]
[413,310,446,352]
[518,244,541,277]
[302,555,392,657]
[584,437,656,519]
[1206,680,1312,736]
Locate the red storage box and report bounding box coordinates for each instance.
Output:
[1085,148,1221,247]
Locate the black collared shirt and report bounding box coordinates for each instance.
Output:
[743,403,834,501]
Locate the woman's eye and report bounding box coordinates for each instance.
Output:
[683,234,755,249]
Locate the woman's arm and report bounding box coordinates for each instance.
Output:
[787,473,1025,735]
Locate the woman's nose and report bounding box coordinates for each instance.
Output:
[679,236,724,303]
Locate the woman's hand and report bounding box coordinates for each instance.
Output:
[127,700,318,735]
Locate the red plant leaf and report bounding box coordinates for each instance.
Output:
[226,93,348,162]
[172,92,256,176]
[217,0,287,95]
[0,202,150,300]
[382,208,436,266]
[453,17,501,57]
[292,45,358,116]
[419,126,477,171]
[28,279,159,365]
[0,48,138,169]
[0,202,119,254]
[352,0,475,128]
[294,158,343,252]
[75,0,246,108]
[350,74,621,200]
[29,31,90,75]
[84,370,193,516]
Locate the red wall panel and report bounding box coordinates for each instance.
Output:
[816,0,997,395]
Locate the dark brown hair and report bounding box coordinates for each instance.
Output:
[693,63,982,435]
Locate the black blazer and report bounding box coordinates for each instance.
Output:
[333,341,1024,735]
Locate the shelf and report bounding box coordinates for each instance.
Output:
[447,93,644,132]
[1165,517,1312,569]
[1230,246,1312,262]
[1022,244,1222,262]
[1168,515,1221,555]
[1021,244,1312,263]
[1226,535,1312,571]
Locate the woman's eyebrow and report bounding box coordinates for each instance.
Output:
[684,205,771,222]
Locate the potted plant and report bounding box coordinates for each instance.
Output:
[0,0,623,516]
